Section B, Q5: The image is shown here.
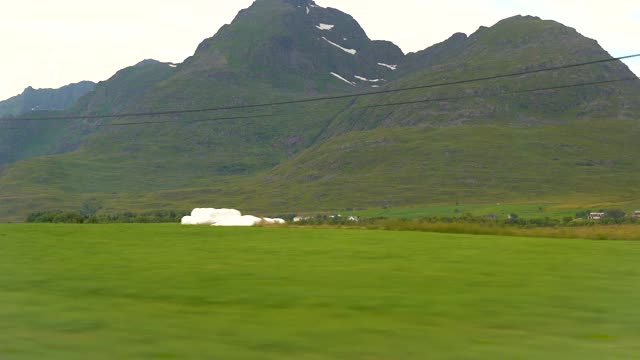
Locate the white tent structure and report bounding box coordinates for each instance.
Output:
[181,208,285,227]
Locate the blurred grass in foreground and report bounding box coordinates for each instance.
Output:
[0,224,638,359]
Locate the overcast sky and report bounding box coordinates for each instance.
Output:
[1,0,638,101]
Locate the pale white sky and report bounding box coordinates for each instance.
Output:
[0,0,638,101]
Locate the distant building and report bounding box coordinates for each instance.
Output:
[633,211,640,219]
[588,213,606,220]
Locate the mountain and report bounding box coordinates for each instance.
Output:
[0,81,95,166]
[0,0,638,221]
[322,15,640,136]
[0,60,174,167]
[180,0,404,93]
[0,81,95,118]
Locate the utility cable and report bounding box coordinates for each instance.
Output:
[93,77,639,127]
[3,53,639,122]
[100,113,281,127]
[362,77,639,109]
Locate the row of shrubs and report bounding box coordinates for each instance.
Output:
[26,210,640,227]
[294,213,640,228]
[26,210,187,224]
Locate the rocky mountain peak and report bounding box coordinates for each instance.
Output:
[185,0,404,92]
[134,59,162,68]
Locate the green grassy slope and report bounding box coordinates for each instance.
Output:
[0,225,638,359]
[2,120,639,221]
[135,120,639,215]
[257,120,640,209]
[0,99,355,220]
[0,118,76,165]
[71,60,177,115]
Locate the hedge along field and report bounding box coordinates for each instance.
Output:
[0,224,639,359]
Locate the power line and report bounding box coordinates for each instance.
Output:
[101,113,281,127]
[361,77,640,109]
[97,77,639,127]
[3,53,639,122]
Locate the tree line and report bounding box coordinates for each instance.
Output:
[26,209,639,226]
[294,212,640,228]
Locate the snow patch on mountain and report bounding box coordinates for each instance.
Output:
[378,63,398,70]
[316,23,335,31]
[354,75,385,82]
[322,37,357,55]
[331,72,356,86]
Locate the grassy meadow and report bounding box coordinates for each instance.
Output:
[1,224,639,359]
[361,220,640,241]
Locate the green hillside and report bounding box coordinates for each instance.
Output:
[2,120,639,221]
[72,59,177,115]
[323,16,640,138]
[0,82,96,165]
[0,0,638,221]
[247,120,640,211]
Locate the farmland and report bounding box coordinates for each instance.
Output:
[0,224,639,359]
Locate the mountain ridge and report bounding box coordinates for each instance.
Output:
[0,81,96,117]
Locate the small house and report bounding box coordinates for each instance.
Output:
[633,211,640,219]
[588,212,606,220]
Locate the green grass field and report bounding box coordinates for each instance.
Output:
[1,224,639,359]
